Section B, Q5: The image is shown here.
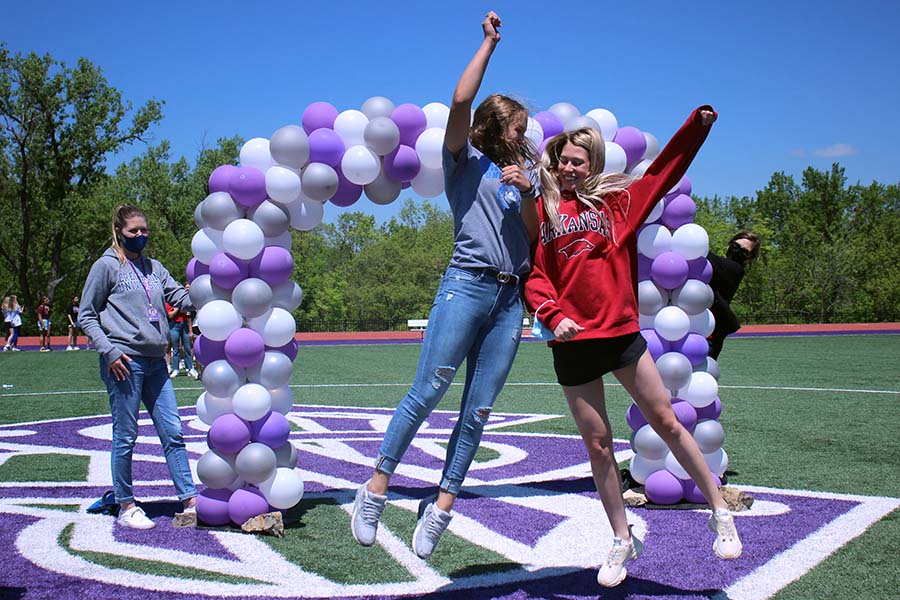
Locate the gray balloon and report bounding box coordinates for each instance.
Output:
[548,102,581,129]
[360,96,395,120]
[247,351,293,388]
[235,442,277,484]
[202,359,243,398]
[273,441,299,469]
[270,125,310,169]
[200,191,244,230]
[567,115,602,133]
[232,278,273,319]
[197,449,239,489]
[694,356,720,380]
[364,168,402,205]
[194,202,207,229]
[363,116,400,156]
[672,279,714,315]
[189,274,232,309]
[301,162,339,201]
[248,200,290,237]
[271,280,303,311]
[655,351,693,392]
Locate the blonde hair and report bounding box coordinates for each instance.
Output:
[539,127,635,244]
[470,94,537,168]
[111,204,148,264]
[1,297,9,312]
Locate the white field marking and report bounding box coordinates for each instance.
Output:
[0,429,36,438]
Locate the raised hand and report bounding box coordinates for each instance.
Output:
[483,11,502,42]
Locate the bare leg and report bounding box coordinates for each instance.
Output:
[562,378,632,541]
[614,352,728,511]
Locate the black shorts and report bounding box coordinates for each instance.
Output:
[551,332,648,387]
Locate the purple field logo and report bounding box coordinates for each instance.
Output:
[0,405,897,599]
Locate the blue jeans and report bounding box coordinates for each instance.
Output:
[377,267,524,495]
[169,321,193,371]
[99,355,197,504]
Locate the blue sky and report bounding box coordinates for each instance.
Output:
[4,1,899,224]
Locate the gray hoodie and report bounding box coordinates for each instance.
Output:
[79,248,192,365]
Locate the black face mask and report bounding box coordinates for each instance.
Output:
[726,241,750,264]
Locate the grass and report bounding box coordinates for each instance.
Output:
[1,333,898,598]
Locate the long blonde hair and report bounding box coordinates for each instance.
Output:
[539,127,634,245]
[470,94,537,168]
[1,297,9,312]
[111,204,148,264]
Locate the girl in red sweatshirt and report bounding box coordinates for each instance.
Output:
[524,107,742,588]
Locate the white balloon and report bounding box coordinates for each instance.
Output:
[654,305,691,341]
[628,158,653,178]
[689,309,716,337]
[240,137,276,171]
[585,108,618,142]
[525,117,544,151]
[265,166,302,205]
[411,166,444,198]
[191,228,224,264]
[288,198,324,231]
[422,102,450,129]
[269,384,294,415]
[703,448,729,477]
[232,383,273,422]
[694,418,725,453]
[414,127,445,170]
[632,424,668,460]
[603,141,627,174]
[196,391,233,425]
[333,109,369,148]
[645,198,665,224]
[197,300,242,341]
[638,280,669,315]
[629,454,665,485]
[639,313,655,330]
[341,145,381,185]
[678,371,719,408]
[222,219,265,261]
[259,467,305,509]
[637,224,672,259]
[266,230,294,250]
[248,308,296,347]
[664,452,690,480]
[671,223,709,260]
[642,132,660,161]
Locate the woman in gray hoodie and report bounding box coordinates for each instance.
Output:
[80,204,197,530]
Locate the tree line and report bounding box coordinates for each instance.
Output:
[2,45,898,333]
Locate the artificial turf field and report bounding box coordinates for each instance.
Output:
[0,333,897,599]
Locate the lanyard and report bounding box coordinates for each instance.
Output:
[128,258,155,307]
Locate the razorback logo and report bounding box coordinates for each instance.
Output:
[558,238,595,259]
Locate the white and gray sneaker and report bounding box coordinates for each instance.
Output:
[709,509,742,559]
[350,484,387,546]
[597,525,643,588]
[117,506,156,530]
[412,500,453,559]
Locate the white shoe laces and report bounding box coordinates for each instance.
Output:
[604,539,632,566]
[360,494,385,524]
[715,512,738,540]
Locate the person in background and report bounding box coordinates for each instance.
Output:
[2,297,12,351]
[166,301,198,380]
[66,295,82,350]
[2,296,24,352]
[707,231,761,359]
[37,296,52,352]
[78,204,197,530]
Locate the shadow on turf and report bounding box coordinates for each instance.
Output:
[0,587,26,600]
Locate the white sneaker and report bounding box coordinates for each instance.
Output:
[350,484,387,546]
[2,346,9,352]
[412,501,453,559]
[66,346,73,351]
[187,368,199,380]
[709,509,742,559]
[39,347,50,352]
[597,525,643,587]
[168,369,179,379]
[117,506,156,530]
[72,346,80,350]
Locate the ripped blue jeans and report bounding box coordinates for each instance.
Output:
[376,266,524,495]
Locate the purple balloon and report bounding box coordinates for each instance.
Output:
[248,246,294,286]
[682,473,720,504]
[209,164,238,194]
[637,254,652,281]
[677,175,692,196]
[383,145,421,182]
[671,399,698,433]
[329,168,363,208]
[224,327,266,369]
[650,252,689,290]
[197,487,233,526]
[645,469,684,504]
[533,111,564,139]
[229,167,267,209]
[695,396,722,421]
[208,252,249,290]
[302,101,338,134]
[194,334,226,367]
[250,411,291,448]
[391,103,427,147]
[626,402,648,431]
[661,193,697,229]
[672,332,710,366]
[186,258,209,283]
[228,486,270,526]
[307,128,345,167]
[687,257,713,284]
[640,328,670,360]
[268,339,298,362]
[613,126,647,167]
[208,414,252,454]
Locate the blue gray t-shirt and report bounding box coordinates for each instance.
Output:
[442,143,533,276]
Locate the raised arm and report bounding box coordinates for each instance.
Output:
[444,11,502,156]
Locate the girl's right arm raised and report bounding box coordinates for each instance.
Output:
[444,11,502,157]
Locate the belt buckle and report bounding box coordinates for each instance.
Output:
[497,271,512,284]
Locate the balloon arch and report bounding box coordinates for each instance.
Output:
[186,96,725,525]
